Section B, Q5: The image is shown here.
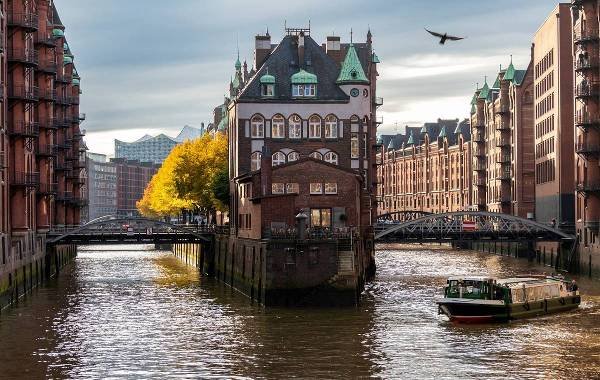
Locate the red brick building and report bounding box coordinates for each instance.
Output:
[377,119,472,215]
[111,158,159,217]
[1,0,85,307]
[471,59,536,219]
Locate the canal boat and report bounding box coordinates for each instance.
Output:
[437,276,580,322]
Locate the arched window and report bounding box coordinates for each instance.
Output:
[324,151,338,165]
[309,116,321,138]
[289,115,301,139]
[251,115,264,138]
[272,151,286,166]
[251,151,262,171]
[288,151,300,162]
[324,115,338,138]
[272,114,285,138]
[309,151,323,160]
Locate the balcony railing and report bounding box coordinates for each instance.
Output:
[575,112,600,128]
[7,13,39,31]
[55,73,70,83]
[496,137,510,147]
[575,57,599,72]
[34,32,57,47]
[496,172,512,181]
[574,28,599,44]
[8,85,39,102]
[472,132,484,143]
[575,82,600,98]
[79,113,87,121]
[576,141,600,156]
[475,178,486,186]
[11,171,40,187]
[73,158,86,168]
[55,95,69,105]
[584,220,600,230]
[74,129,86,138]
[39,89,57,101]
[54,117,70,127]
[374,97,383,107]
[496,155,511,164]
[36,144,58,157]
[497,102,509,114]
[474,162,487,171]
[577,180,600,193]
[56,191,74,202]
[71,197,89,207]
[496,121,510,131]
[7,48,39,66]
[37,60,57,74]
[38,182,58,195]
[473,147,485,157]
[493,196,511,204]
[8,121,40,137]
[375,116,383,125]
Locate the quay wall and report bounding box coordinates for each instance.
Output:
[0,232,77,310]
[171,235,376,306]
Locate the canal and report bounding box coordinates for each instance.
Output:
[0,245,599,379]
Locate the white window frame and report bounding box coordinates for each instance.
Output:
[287,152,300,162]
[272,152,286,166]
[309,116,321,138]
[289,115,302,139]
[310,183,323,195]
[324,183,338,194]
[251,152,262,171]
[324,115,338,138]
[324,151,338,165]
[272,115,285,139]
[286,183,299,194]
[251,116,264,138]
[272,183,285,194]
[351,133,359,158]
[262,84,274,97]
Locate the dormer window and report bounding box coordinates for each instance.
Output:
[260,71,276,97]
[291,69,318,98]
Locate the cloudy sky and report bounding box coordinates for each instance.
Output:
[55,0,562,155]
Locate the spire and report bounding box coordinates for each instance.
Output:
[438,126,447,139]
[337,44,369,84]
[350,28,353,44]
[504,57,516,82]
[478,78,490,100]
[407,131,415,146]
[367,27,372,44]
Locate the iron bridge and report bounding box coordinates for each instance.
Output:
[47,216,217,246]
[374,211,575,243]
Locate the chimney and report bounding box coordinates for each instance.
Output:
[298,31,305,68]
[254,32,272,70]
[326,36,342,64]
[260,146,272,196]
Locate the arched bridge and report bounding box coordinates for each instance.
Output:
[47,216,216,246]
[375,211,575,243]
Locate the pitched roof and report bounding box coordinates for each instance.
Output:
[513,69,527,85]
[478,82,490,100]
[503,62,515,81]
[237,35,356,102]
[380,119,471,151]
[337,44,369,84]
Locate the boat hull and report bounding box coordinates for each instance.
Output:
[438,295,580,323]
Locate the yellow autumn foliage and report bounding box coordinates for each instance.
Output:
[137,133,228,217]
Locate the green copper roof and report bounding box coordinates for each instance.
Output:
[52,28,64,38]
[337,44,369,84]
[438,126,447,139]
[65,52,74,59]
[471,104,476,114]
[470,93,477,105]
[217,105,228,131]
[235,53,241,71]
[372,52,380,63]
[420,125,427,134]
[63,42,69,51]
[513,70,527,86]
[503,62,515,82]
[72,78,80,86]
[406,132,415,145]
[387,139,394,149]
[63,56,73,64]
[377,135,383,144]
[232,74,240,89]
[454,124,462,134]
[492,75,501,89]
[478,82,490,100]
[291,69,318,84]
[260,73,275,84]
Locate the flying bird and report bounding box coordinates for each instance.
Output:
[425,29,465,45]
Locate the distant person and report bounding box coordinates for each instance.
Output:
[550,218,556,228]
[571,280,579,293]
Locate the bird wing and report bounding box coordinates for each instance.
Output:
[446,35,466,41]
[425,29,444,38]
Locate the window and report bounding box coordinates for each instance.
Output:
[272,115,285,138]
[272,183,285,194]
[311,208,331,227]
[286,183,299,194]
[309,116,321,138]
[272,152,286,166]
[324,183,338,194]
[310,183,323,194]
[351,133,359,158]
[261,84,274,97]
[292,84,316,97]
[309,151,323,160]
[251,116,264,138]
[324,152,338,165]
[325,115,338,138]
[288,151,300,162]
[289,115,301,139]
[251,152,262,171]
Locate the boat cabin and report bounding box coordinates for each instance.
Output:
[444,276,508,301]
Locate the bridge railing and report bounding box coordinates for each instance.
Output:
[264,226,358,241]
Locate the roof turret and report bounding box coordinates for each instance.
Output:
[337,44,369,84]
[291,69,318,84]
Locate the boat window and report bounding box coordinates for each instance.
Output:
[550,285,560,297]
[534,286,543,300]
[526,288,536,302]
[512,288,524,303]
[544,285,551,299]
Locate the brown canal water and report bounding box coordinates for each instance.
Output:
[0,244,599,379]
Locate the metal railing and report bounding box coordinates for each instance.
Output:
[577,180,600,193]
[39,89,57,101]
[11,171,40,187]
[37,60,57,74]
[34,32,57,47]
[56,191,74,202]
[496,154,511,164]
[55,73,70,83]
[574,28,599,44]
[7,13,39,30]
[7,48,39,66]
[38,182,58,195]
[374,97,383,107]
[473,146,485,157]
[493,196,511,203]
[575,82,600,98]
[496,120,510,131]
[474,162,487,171]
[575,112,600,127]
[575,58,599,71]
[8,85,40,101]
[55,95,69,105]
[36,144,58,157]
[8,121,40,137]
[576,141,600,155]
[472,132,484,143]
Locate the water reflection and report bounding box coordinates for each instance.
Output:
[0,244,597,379]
